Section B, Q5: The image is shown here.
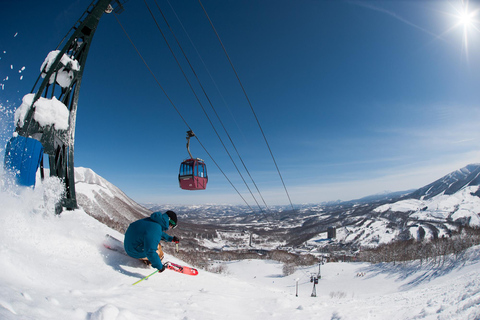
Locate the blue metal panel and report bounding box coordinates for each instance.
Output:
[4,136,44,187]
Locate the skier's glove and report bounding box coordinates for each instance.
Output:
[172,236,180,243]
[158,265,166,273]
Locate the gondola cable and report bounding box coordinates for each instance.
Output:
[162,0,270,213]
[113,13,190,129]
[198,0,295,212]
[114,13,254,211]
[143,0,266,212]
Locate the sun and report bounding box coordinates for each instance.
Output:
[448,0,480,57]
[459,8,473,52]
[458,9,474,27]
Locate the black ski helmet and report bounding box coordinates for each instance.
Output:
[166,211,177,226]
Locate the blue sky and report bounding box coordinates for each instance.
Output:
[1,0,480,207]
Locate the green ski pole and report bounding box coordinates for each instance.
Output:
[132,270,159,286]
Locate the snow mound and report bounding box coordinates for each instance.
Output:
[14,93,69,130]
[40,50,80,88]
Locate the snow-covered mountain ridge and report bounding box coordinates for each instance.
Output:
[408,163,480,200]
[74,164,480,254]
[290,164,480,250]
[74,167,151,233]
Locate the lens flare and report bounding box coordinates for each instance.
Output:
[459,11,473,27]
[450,1,480,58]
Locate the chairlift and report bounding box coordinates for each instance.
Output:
[178,130,208,190]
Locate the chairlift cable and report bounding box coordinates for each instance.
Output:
[144,0,264,212]
[198,0,295,212]
[114,13,254,210]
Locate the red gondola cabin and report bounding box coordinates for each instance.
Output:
[179,158,208,190]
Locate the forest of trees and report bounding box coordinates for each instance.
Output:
[358,226,480,265]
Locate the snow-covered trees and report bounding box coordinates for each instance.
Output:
[358,226,480,264]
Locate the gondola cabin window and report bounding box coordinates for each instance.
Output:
[180,161,193,176]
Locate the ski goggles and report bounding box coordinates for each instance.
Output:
[169,218,177,229]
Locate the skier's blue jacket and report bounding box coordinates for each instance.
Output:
[124,212,174,270]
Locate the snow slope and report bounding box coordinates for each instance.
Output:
[1,176,480,319]
[375,185,480,240]
[311,184,480,249]
[74,167,152,233]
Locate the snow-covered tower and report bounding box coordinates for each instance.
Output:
[4,0,123,213]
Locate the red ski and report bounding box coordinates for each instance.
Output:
[165,261,199,276]
[103,235,199,276]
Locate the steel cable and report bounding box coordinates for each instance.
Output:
[114,12,253,211]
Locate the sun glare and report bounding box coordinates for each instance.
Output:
[458,10,473,27]
[450,1,480,57]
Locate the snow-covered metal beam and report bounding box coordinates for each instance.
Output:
[6,0,123,213]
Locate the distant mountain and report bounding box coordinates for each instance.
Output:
[280,164,480,249]
[74,167,151,233]
[348,189,415,204]
[407,164,480,200]
[73,164,480,253]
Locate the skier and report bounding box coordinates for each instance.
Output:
[124,211,180,273]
